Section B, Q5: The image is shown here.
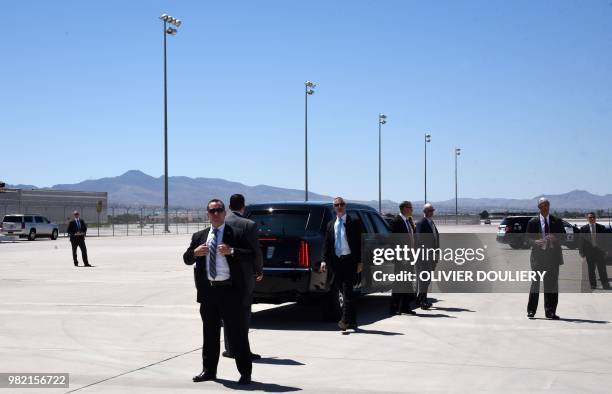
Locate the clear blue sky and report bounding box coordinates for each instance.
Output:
[3,0,612,202]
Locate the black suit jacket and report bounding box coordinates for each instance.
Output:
[415,217,440,249]
[525,215,565,266]
[389,215,416,234]
[226,211,264,275]
[67,219,87,240]
[183,224,256,306]
[322,214,363,267]
[579,223,608,259]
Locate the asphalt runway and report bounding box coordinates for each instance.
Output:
[1,232,611,393]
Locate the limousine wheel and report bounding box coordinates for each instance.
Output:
[28,229,36,241]
[50,229,58,240]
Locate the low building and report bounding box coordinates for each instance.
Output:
[0,189,107,232]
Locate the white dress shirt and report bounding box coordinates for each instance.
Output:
[206,223,230,281]
[334,214,352,256]
[539,214,550,237]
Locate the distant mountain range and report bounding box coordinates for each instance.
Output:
[7,170,612,213]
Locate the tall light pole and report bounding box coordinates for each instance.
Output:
[159,14,181,232]
[424,133,431,204]
[304,81,316,201]
[378,114,387,214]
[455,147,461,224]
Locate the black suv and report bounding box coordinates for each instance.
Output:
[496,216,580,249]
[246,201,391,321]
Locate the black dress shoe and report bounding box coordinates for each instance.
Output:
[527,311,536,318]
[84,264,92,267]
[193,371,216,382]
[238,375,252,385]
[74,262,79,267]
[389,309,400,316]
[546,313,560,320]
[222,350,234,359]
[338,320,349,331]
[251,353,261,360]
[420,301,432,310]
[402,309,417,315]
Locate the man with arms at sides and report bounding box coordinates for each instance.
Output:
[526,197,565,319]
[579,212,611,290]
[389,200,417,316]
[222,193,264,360]
[415,203,439,310]
[320,197,364,331]
[67,211,91,267]
[183,199,256,385]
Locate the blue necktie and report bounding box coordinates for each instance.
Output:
[209,228,219,279]
[76,220,80,231]
[335,218,343,257]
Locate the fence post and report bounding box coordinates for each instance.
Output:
[187,209,189,234]
[175,209,179,234]
[152,208,155,236]
[112,207,115,237]
[140,207,143,236]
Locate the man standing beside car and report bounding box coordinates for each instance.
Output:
[415,203,439,310]
[579,212,611,290]
[222,193,264,360]
[526,198,565,319]
[389,201,417,315]
[67,211,91,267]
[320,197,364,331]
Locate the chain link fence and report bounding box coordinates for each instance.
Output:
[0,204,210,237]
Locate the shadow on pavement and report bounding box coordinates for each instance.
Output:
[253,357,305,366]
[216,378,302,392]
[531,317,609,324]
[252,296,401,332]
[412,313,456,318]
[430,306,475,313]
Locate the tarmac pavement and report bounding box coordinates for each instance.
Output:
[1,233,611,393]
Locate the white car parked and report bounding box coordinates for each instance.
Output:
[0,214,59,240]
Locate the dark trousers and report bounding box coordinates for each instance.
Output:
[528,261,559,314]
[224,307,252,354]
[390,262,416,312]
[333,255,358,325]
[586,254,609,288]
[70,237,88,264]
[200,286,252,377]
[416,259,436,305]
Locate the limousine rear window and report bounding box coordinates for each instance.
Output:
[250,210,310,237]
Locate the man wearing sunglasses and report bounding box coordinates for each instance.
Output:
[389,201,417,315]
[67,211,91,267]
[415,203,439,310]
[320,196,364,331]
[183,199,257,385]
[579,212,610,290]
[525,198,565,319]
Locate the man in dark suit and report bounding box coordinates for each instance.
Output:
[389,201,417,315]
[320,196,364,331]
[526,198,565,319]
[222,193,264,360]
[183,199,256,385]
[67,211,91,267]
[415,203,440,310]
[579,212,610,290]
